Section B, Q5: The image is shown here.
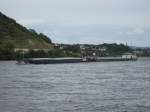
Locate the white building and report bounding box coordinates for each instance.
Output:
[122,53,137,59]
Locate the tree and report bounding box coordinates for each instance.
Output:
[0,42,15,60]
[39,33,52,43]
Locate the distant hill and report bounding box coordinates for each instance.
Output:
[0,12,53,49]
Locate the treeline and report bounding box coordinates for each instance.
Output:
[81,43,131,56]
[0,42,81,60]
[16,49,81,60]
[0,42,15,60]
[3,42,150,60]
[99,43,131,56]
[0,43,132,60]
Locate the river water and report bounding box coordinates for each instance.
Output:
[0,58,150,112]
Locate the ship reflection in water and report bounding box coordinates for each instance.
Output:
[0,58,150,112]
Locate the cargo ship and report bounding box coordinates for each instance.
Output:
[24,57,86,64]
[18,53,137,64]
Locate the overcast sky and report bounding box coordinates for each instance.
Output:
[0,0,150,46]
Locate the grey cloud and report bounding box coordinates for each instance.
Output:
[0,0,150,46]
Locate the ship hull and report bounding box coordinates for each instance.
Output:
[25,58,84,64]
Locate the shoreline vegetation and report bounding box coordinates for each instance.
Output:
[1,42,150,61]
[0,12,150,60]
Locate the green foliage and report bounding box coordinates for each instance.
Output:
[62,44,80,53]
[39,33,52,44]
[0,12,53,49]
[99,43,130,56]
[0,41,15,60]
[28,29,38,35]
[15,51,23,61]
[18,49,81,59]
[0,11,54,60]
